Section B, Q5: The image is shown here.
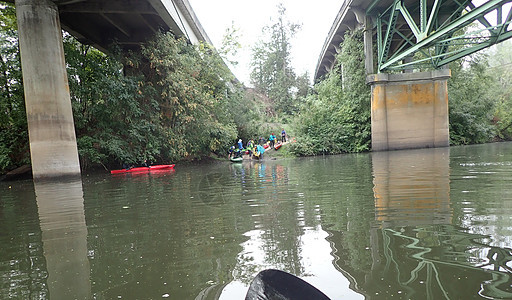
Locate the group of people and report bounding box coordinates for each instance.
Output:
[268,129,287,148]
[228,129,287,160]
[228,138,265,159]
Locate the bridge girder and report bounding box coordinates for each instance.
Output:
[370,0,512,71]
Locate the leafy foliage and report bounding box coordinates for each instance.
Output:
[448,53,496,145]
[135,34,241,160]
[487,40,512,140]
[67,31,249,168]
[0,4,29,171]
[0,2,259,174]
[290,29,371,156]
[249,4,303,116]
[218,22,242,68]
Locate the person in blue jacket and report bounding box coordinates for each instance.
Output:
[269,133,276,149]
[253,144,265,159]
[237,139,244,150]
[228,145,236,158]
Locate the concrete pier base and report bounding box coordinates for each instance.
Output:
[16,0,81,179]
[367,70,451,151]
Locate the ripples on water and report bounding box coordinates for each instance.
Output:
[1,142,512,299]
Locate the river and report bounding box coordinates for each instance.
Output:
[1,142,512,299]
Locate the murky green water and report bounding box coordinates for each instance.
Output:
[1,142,512,299]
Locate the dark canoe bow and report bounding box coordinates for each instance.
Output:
[245,269,330,300]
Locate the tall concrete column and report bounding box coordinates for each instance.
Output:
[363,16,374,74]
[16,0,81,179]
[367,70,451,151]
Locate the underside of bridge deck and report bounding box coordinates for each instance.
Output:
[5,0,210,52]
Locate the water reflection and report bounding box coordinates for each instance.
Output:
[34,180,91,299]
[0,181,47,299]
[3,143,512,299]
[221,225,362,299]
[372,148,452,226]
[84,165,244,299]
[325,147,512,299]
[218,161,363,299]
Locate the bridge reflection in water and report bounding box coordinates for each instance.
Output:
[372,148,452,226]
[34,180,91,299]
[325,148,512,299]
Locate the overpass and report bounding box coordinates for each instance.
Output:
[6,0,210,179]
[316,0,512,151]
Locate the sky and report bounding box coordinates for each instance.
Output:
[187,0,342,86]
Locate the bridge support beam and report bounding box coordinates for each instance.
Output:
[367,70,451,151]
[16,0,81,179]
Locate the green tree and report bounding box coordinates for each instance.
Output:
[488,40,512,140]
[135,33,241,160]
[218,22,241,68]
[290,29,371,156]
[1,6,264,174]
[64,36,164,169]
[0,3,29,172]
[250,3,301,116]
[448,52,495,145]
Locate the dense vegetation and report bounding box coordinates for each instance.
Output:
[289,30,371,156]
[68,33,252,169]
[449,40,512,144]
[0,5,26,173]
[0,3,265,173]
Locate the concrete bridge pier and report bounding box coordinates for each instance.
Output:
[367,70,451,151]
[16,0,81,179]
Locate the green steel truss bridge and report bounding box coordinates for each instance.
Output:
[316,0,512,78]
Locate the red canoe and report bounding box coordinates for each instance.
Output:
[274,143,282,150]
[110,164,175,174]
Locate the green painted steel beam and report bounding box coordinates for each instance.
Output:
[426,0,441,34]
[379,2,400,67]
[378,0,511,71]
[420,0,427,32]
[468,2,497,34]
[397,2,422,41]
[436,41,493,65]
[366,0,382,16]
